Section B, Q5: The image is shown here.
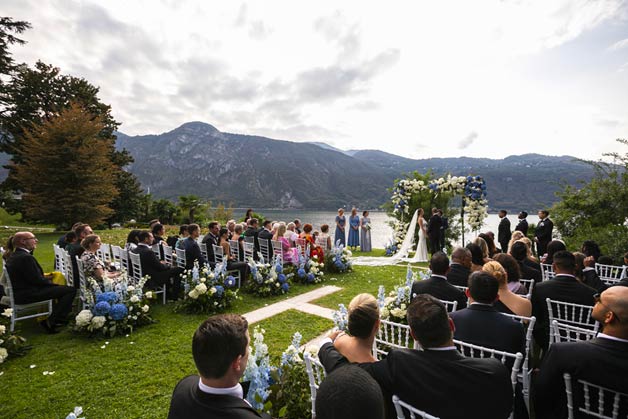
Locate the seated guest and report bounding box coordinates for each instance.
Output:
[518,237,541,271]
[232,224,244,261]
[300,223,324,261]
[451,271,526,355]
[411,252,467,309]
[479,232,500,258]
[244,218,260,259]
[257,220,274,261]
[316,224,333,253]
[574,252,607,292]
[56,221,83,248]
[494,251,528,296]
[315,366,384,419]
[148,219,160,229]
[333,294,380,363]
[484,259,532,317]
[446,247,472,287]
[152,223,166,245]
[466,242,485,271]
[80,235,120,283]
[5,232,76,333]
[62,231,78,250]
[509,241,542,285]
[580,240,602,263]
[474,236,492,264]
[541,240,566,264]
[531,250,596,352]
[132,231,182,300]
[167,314,270,419]
[274,223,297,264]
[284,222,299,247]
[534,286,628,419]
[507,230,525,254]
[125,229,141,251]
[319,294,513,419]
[170,224,188,249]
[201,221,220,266]
[67,224,93,283]
[226,219,236,239]
[294,219,302,235]
[182,224,206,269]
[218,228,248,281]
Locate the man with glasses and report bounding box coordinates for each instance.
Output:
[534,286,628,418]
[5,232,76,334]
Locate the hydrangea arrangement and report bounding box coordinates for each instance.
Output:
[377,266,430,325]
[73,272,154,337]
[0,308,31,363]
[243,326,272,411]
[174,262,239,314]
[245,257,293,297]
[325,242,353,273]
[332,304,348,331]
[294,253,325,284]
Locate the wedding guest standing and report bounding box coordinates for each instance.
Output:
[515,211,529,236]
[334,208,346,247]
[347,208,360,250]
[535,210,553,256]
[497,210,511,252]
[427,208,442,254]
[244,208,254,224]
[360,211,372,252]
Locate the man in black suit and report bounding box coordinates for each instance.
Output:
[5,232,76,333]
[531,250,596,351]
[257,220,274,262]
[201,221,220,266]
[182,224,206,269]
[510,241,542,284]
[534,286,628,419]
[319,294,513,418]
[132,231,182,300]
[446,247,472,287]
[514,211,528,236]
[450,272,525,356]
[426,207,442,254]
[497,210,511,252]
[534,210,553,257]
[168,314,270,419]
[411,251,467,310]
[244,218,260,260]
[437,209,448,251]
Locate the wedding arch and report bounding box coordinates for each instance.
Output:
[386,174,488,257]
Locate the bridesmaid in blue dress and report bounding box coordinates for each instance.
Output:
[334,208,346,247]
[347,207,360,250]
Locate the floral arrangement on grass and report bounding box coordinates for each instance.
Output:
[243,328,318,418]
[325,242,353,273]
[294,252,325,284]
[377,266,429,324]
[73,272,154,337]
[0,308,31,363]
[174,262,239,314]
[245,257,292,297]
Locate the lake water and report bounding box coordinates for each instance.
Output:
[238,209,540,249]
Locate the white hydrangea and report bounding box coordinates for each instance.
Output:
[390,308,407,319]
[75,310,93,328]
[129,295,140,303]
[141,305,149,313]
[126,285,135,292]
[0,324,5,335]
[209,286,216,295]
[145,291,153,299]
[195,283,208,294]
[188,289,200,300]
[91,316,106,329]
[2,308,12,318]
[0,347,8,363]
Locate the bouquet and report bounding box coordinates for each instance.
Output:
[73,271,154,337]
[325,242,353,273]
[245,257,293,297]
[0,308,31,363]
[174,262,240,314]
[294,252,325,284]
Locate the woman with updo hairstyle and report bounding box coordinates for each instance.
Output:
[333,293,380,363]
[80,234,119,283]
[483,259,531,317]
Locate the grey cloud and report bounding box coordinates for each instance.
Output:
[314,12,361,62]
[234,3,247,27]
[249,20,272,40]
[458,131,478,149]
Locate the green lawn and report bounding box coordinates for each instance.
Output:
[0,228,416,418]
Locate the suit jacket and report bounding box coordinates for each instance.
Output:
[531,274,596,350]
[534,218,553,243]
[244,227,260,254]
[498,217,511,245]
[523,258,541,272]
[183,237,205,269]
[534,337,628,419]
[581,268,607,292]
[257,229,274,261]
[449,304,525,356]
[132,244,173,286]
[411,275,467,309]
[426,214,442,238]
[319,343,513,419]
[168,375,269,419]
[5,248,53,293]
[515,219,528,235]
[446,263,471,287]
[201,233,219,264]
[518,261,542,283]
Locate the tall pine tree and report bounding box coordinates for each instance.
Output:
[13,103,119,226]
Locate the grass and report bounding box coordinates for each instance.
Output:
[0,227,415,418]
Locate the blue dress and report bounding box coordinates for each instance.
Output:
[334,215,346,247]
[348,215,360,247]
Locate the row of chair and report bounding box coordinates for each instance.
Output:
[540,262,627,285]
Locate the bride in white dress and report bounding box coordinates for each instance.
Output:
[412,208,429,262]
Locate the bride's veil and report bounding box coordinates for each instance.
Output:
[390,209,418,261]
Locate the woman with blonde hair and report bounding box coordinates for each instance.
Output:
[333,293,380,363]
[274,222,297,264]
[507,231,525,253]
[483,259,531,317]
[473,237,492,264]
[517,237,541,269]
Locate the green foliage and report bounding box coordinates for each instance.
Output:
[150,199,179,225]
[551,139,628,261]
[239,211,266,223]
[0,207,21,224]
[268,362,312,418]
[177,195,206,224]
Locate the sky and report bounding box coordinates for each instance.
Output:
[4,0,628,160]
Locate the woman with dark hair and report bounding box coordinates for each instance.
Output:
[331,293,380,363]
[218,227,248,280]
[244,208,254,224]
[151,223,166,245]
[300,223,324,260]
[493,253,527,296]
[581,240,601,262]
[542,240,566,264]
[479,233,500,258]
[125,229,141,251]
[80,234,119,283]
[466,243,485,272]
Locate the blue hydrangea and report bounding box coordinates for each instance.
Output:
[96,291,118,305]
[277,273,287,284]
[93,301,111,316]
[275,264,283,273]
[281,283,290,292]
[297,268,306,278]
[214,285,224,297]
[306,273,315,283]
[224,276,236,288]
[109,303,128,321]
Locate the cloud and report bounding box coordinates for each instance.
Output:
[607,37,628,51]
[458,131,478,149]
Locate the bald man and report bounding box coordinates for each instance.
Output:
[534,286,628,418]
[5,232,76,333]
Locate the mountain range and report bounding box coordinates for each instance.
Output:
[114,121,594,211]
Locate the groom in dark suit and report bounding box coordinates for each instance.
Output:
[427,207,442,254]
[168,314,270,419]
